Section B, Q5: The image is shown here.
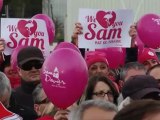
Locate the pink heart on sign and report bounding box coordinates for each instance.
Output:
[96,11,116,28]
[17,20,37,37]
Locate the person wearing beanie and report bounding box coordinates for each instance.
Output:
[85,51,109,77]
[138,48,159,70]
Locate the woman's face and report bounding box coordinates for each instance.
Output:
[4,65,20,78]
[92,81,114,103]
[88,62,109,77]
[143,59,159,70]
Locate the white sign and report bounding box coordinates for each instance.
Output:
[78,8,134,49]
[1,18,50,57]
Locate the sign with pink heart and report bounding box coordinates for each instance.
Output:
[1,18,50,57]
[78,8,134,49]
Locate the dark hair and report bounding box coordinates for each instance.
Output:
[114,99,160,120]
[120,62,146,81]
[85,75,119,105]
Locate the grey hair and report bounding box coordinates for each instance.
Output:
[32,83,44,103]
[68,99,118,120]
[0,72,11,99]
[120,62,146,81]
[32,83,57,116]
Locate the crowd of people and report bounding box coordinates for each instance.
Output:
[0,20,160,120]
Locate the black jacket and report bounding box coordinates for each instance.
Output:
[9,80,39,120]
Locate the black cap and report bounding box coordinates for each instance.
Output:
[17,46,44,67]
[122,75,160,100]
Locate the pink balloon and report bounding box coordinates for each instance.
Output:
[137,13,160,49]
[0,0,3,12]
[11,45,27,70]
[54,42,81,53]
[96,47,125,69]
[41,48,88,109]
[32,14,55,44]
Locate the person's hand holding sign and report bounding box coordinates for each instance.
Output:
[0,38,5,52]
[0,38,5,63]
[128,23,137,47]
[71,23,83,46]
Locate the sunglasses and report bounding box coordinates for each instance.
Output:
[20,61,43,71]
[36,98,50,104]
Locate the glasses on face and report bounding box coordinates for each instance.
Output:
[20,61,43,71]
[36,98,50,104]
[93,90,113,98]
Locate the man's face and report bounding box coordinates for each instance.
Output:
[18,60,43,82]
[34,90,52,116]
[148,67,160,88]
[124,69,146,82]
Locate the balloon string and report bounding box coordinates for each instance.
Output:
[134,0,144,22]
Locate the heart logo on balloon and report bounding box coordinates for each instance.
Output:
[96,11,116,28]
[17,20,37,37]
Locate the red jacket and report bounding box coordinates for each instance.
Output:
[0,102,22,120]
